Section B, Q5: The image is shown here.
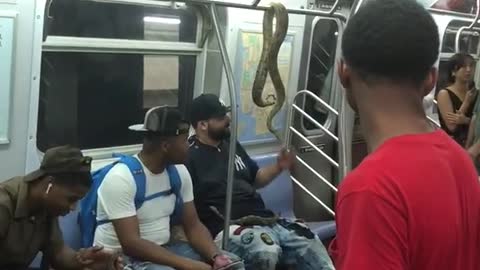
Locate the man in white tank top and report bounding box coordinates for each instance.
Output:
[94,106,243,270]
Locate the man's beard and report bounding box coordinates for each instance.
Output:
[208,126,231,141]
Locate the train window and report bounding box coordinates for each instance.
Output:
[47,0,197,43]
[442,21,480,54]
[427,0,476,13]
[37,53,196,151]
[303,19,338,130]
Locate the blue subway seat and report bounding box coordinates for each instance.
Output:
[29,210,82,269]
[254,153,336,240]
[30,153,336,268]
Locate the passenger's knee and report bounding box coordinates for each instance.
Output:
[222,250,242,262]
[245,250,280,270]
[295,240,334,270]
[227,227,281,269]
[123,260,175,270]
[145,265,175,270]
[300,238,330,257]
[228,240,281,269]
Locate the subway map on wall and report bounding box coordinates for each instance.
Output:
[234,30,294,144]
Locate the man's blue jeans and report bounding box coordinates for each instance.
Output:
[216,220,335,270]
[123,241,242,270]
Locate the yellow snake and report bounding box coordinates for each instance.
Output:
[252,2,289,141]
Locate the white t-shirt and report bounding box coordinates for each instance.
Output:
[93,156,194,251]
[423,92,440,123]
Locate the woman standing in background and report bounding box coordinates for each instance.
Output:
[437,53,477,146]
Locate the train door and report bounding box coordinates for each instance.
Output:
[289,16,344,221]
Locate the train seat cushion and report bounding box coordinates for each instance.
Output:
[43,153,335,264]
[256,155,295,218]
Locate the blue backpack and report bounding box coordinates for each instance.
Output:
[78,154,183,248]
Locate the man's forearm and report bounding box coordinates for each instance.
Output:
[255,164,282,189]
[185,221,219,261]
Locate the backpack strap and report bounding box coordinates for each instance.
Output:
[96,155,146,226]
[167,165,183,224]
[118,155,147,209]
[144,189,173,201]
[79,158,122,247]
[112,154,173,208]
[96,158,182,226]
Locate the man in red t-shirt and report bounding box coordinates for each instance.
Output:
[329,1,480,269]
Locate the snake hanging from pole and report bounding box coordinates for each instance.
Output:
[252,2,289,141]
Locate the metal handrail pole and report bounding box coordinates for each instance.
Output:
[210,3,238,250]
[292,104,339,142]
[290,127,339,168]
[338,90,350,180]
[455,0,480,52]
[290,175,336,216]
[296,156,338,192]
[427,116,441,128]
[294,90,339,115]
[251,0,261,7]
[149,0,346,18]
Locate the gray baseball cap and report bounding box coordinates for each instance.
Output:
[129,106,190,136]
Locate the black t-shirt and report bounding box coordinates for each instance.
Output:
[186,137,274,236]
[439,89,477,145]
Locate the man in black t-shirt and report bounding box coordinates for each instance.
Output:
[186,94,334,270]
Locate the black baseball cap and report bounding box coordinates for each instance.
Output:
[129,106,190,136]
[190,94,230,125]
[24,145,92,182]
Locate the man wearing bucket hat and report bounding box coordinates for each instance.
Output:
[0,145,123,270]
[93,106,243,270]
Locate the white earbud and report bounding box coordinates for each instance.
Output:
[45,183,53,194]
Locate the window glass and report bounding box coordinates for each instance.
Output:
[47,0,197,43]
[37,53,196,151]
[442,21,480,54]
[303,19,338,130]
[427,0,476,14]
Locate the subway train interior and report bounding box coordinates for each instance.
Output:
[0,0,479,268]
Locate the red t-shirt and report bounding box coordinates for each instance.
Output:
[330,130,480,270]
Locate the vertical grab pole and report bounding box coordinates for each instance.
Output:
[285,96,295,150]
[338,90,350,180]
[210,3,238,250]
